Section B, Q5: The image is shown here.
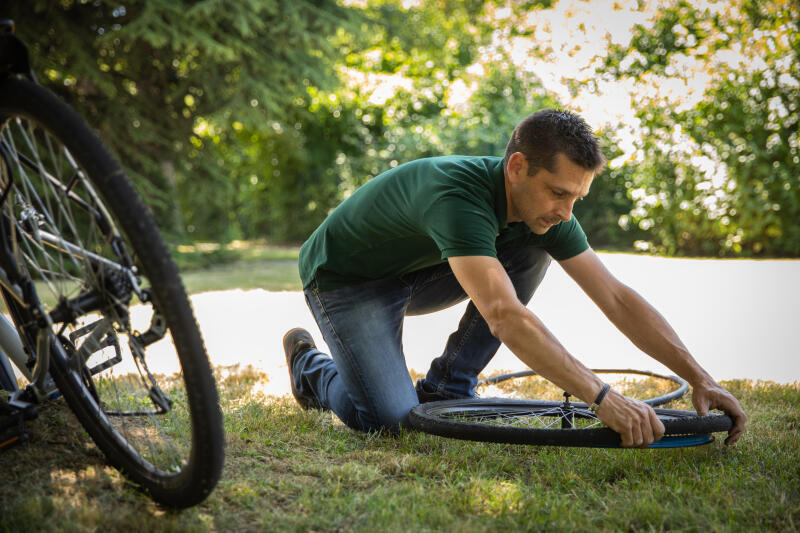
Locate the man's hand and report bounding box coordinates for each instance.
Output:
[691,380,747,445]
[595,390,665,448]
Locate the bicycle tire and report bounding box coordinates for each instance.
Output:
[0,77,224,507]
[477,368,689,407]
[408,398,732,447]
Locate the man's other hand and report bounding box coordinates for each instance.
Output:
[691,380,747,445]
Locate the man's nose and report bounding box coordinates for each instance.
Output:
[557,200,574,222]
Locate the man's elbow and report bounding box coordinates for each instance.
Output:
[483,301,528,341]
[603,283,640,324]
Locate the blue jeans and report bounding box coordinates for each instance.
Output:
[293,247,551,432]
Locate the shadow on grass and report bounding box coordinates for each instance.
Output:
[0,400,213,531]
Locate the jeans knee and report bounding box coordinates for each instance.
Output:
[351,401,415,434]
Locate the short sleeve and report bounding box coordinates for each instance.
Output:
[422,195,499,259]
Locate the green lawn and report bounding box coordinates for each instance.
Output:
[172,241,303,293]
[1,374,797,532]
[180,258,302,293]
[2,246,797,531]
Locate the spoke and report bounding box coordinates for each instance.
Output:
[14,121,102,289]
[0,112,194,476]
[442,405,608,431]
[62,145,122,241]
[17,215,64,296]
[8,124,86,284]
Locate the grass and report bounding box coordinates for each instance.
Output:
[171,240,302,293]
[477,371,685,404]
[1,245,797,530]
[1,371,798,532]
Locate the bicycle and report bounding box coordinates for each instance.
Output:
[0,20,224,508]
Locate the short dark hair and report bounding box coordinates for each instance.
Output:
[503,109,606,175]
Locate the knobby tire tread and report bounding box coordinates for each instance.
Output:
[0,77,224,507]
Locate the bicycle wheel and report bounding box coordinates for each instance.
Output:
[409,398,732,448]
[0,77,224,507]
[477,369,688,407]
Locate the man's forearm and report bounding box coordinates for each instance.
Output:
[606,285,714,386]
[492,306,605,404]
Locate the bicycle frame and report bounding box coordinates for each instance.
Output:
[0,18,112,402]
[0,114,170,406]
[0,21,37,397]
[0,313,27,382]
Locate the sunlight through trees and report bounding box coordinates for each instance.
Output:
[5,0,797,256]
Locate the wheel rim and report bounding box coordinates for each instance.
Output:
[425,401,697,430]
[477,369,688,406]
[432,402,602,429]
[412,399,731,448]
[0,113,196,478]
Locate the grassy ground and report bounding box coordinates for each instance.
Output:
[1,245,797,530]
[171,240,302,293]
[1,371,798,532]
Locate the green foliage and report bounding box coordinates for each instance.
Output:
[3,0,796,255]
[574,135,646,248]
[3,0,351,241]
[602,0,799,256]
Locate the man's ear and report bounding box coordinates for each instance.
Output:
[506,152,528,184]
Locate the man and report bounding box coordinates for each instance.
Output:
[283,109,746,447]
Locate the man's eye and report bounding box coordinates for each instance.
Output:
[552,190,565,198]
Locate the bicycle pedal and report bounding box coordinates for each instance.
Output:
[0,402,33,451]
[8,390,39,420]
[0,426,29,450]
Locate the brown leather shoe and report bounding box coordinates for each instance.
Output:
[282,328,322,409]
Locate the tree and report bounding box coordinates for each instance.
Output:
[602,0,799,256]
[4,0,351,240]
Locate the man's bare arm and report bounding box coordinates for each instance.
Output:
[447,254,665,447]
[559,249,746,445]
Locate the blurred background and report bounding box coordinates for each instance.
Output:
[2,1,798,385]
[3,0,798,260]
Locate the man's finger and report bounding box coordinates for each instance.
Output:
[619,421,634,448]
[725,429,742,445]
[725,423,745,445]
[639,422,654,448]
[638,407,656,448]
[649,407,665,441]
[630,422,645,448]
[725,405,747,446]
[694,395,709,417]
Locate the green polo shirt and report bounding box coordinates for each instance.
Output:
[299,155,589,291]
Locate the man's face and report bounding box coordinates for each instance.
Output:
[506,152,594,235]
